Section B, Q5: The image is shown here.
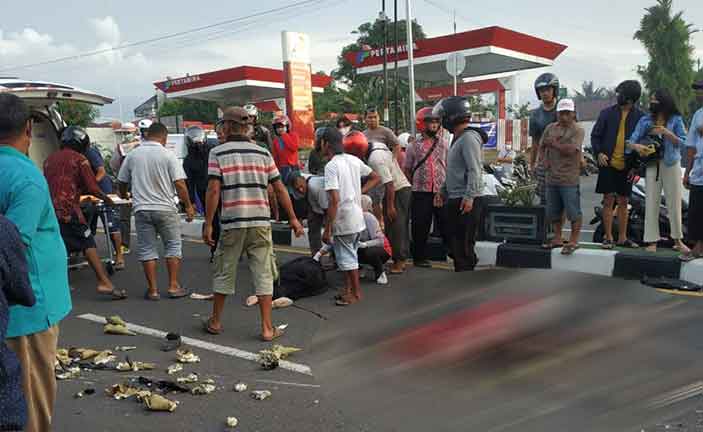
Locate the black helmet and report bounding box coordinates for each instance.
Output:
[534,73,560,100]
[185,126,206,147]
[60,126,90,153]
[615,80,642,106]
[432,96,472,131]
[314,126,328,149]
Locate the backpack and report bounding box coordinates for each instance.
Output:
[275,257,329,300]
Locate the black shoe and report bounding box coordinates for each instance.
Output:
[161,332,182,352]
[413,260,432,268]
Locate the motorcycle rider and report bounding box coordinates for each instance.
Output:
[529,73,560,204]
[591,80,645,249]
[435,96,488,272]
[183,126,212,215]
[244,104,273,151]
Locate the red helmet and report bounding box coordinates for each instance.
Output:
[343,131,369,160]
[416,106,439,132]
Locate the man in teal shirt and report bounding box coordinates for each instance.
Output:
[0,94,71,432]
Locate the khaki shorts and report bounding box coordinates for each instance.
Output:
[212,226,275,296]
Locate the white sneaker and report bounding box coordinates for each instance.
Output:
[376,272,388,285]
[272,297,294,308]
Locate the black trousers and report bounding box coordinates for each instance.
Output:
[411,191,448,262]
[446,198,478,272]
[307,210,325,255]
[358,247,391,279]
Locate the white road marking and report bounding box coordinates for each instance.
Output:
[76,313,312,376]
[647,381,703,409]
[254,379,321,388]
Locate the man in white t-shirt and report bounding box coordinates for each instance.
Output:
[321,128,380,306]
[367,140,412,274]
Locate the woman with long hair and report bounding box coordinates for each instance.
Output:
[628,89,689,253]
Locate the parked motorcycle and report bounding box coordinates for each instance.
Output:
[582,146,599,176]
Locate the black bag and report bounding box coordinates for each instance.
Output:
[275,257,329,300]
[627,133,664,175]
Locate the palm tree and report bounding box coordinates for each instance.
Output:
[574,81,607,102]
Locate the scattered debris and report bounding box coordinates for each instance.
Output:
[226,417,239,428]
[143,394,178,412]
[161,333,182,352]
[233,383,248,393]
[258,345,302,370]
[106,315,127,326]
[201,378,215,385]
[277,324,289,331]
[166,364,184,375]
[69,348,102,360]
[135,377,190,394]
[74,388,96,398]
[190,384,216,395]
[176,349,200,364]
[107,384,150,401]
[104,324,136,336]
[114,346,137,352]
[176,373,198,384]
[116,359,156,372]
[56,349,71,367]
[56,366,81,380]
[92,351,117,366]
[250,390,272,401]
[190,293,214,300]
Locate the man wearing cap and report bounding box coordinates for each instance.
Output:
[680,80,703,261]
[541,99,585,255]
[203,107,303,341]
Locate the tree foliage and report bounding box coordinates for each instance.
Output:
[56,101,100,127]
[634,0,698,117]
[507,102,532,119]
[158,99,219,123]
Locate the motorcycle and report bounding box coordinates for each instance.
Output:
[590,175,689,247]
[582,146,599,176]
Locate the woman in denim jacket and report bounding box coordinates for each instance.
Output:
[628,89,689,253]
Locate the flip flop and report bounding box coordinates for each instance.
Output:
[114,261,126,271]
[168,287,189,299]
[144,290,161,301]
[261,327,284,342]
[561,244,580,255]
[616,239,639,249]
[202,318,223,335]
[111,289,128,301]
[335,296,355,306]
[542,242,562,250]
[601,239,615,250]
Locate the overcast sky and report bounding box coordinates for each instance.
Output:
[1,0,701,120]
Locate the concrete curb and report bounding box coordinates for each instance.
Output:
[179,218,703,285]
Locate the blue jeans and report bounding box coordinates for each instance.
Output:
[546,185,582,223]
[135,210,182,261]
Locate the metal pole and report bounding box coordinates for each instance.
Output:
[406,0,416,136]
[453,9,457,96]
[393,0,399,133]
[382,2,389,123]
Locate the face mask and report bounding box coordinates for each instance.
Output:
[425,129,437,137]
[650,102,660,114]
[339,127,350,135]
[617,93,628,106]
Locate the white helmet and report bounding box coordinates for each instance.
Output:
[138,119,153,130]
[243,104,258,118]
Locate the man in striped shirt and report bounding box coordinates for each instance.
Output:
[203,107,303,341]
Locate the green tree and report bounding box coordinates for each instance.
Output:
[158,99,219,123]
[634,0,698,117]
[507,102,532,119]
[56,100,99,127]
[573,81,608,102]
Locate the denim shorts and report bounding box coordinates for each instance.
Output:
[135,210,182,261]
[333,233,360,271]
[546,185,582,222]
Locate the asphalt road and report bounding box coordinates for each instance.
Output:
[54,225,703,431]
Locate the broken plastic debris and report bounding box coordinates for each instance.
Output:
[107,384,150,400]
[201,378,215,385]
[277,324,289,331]
[166,364,184,375]
[258,345,302,370]
[226,417,239,428]
[106,315,127,326]
[176,349,200,363]
[104,324,136,336]
[92,351,116,366]
[116,360,156,372]
[251,390,272,400]
[272,297,294,309]
[114,346,137,352]
[190,293,214,300]
[56,366,81,380]
[176,373,198,384]
[143,394,178,412]
[56,349,71,367]
[233,383,247,393]
[190,384,216,395]
[73,388,95,399]
[69,348,102,360]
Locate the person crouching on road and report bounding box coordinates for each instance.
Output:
[542,99,585,255]
[435,96,487,272]
[359,195,391,285]
[202,107,304,341]
[320,128,381,306]
[289,171,328,256]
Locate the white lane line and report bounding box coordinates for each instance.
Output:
[254,379,321,388]
[647,381,703,409]
[76,313,312,376]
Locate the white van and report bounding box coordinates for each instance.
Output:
[0,78,113,170]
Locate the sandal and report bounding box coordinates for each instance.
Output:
[111,289,128,301]
[203,318,223,335]
[601,239,615,250]
[168,287,189,299]
[114,261,126,271]
[261,327,284,342]
[144,290,161,301]
[561,244,580,255]
[616,239,639,249]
